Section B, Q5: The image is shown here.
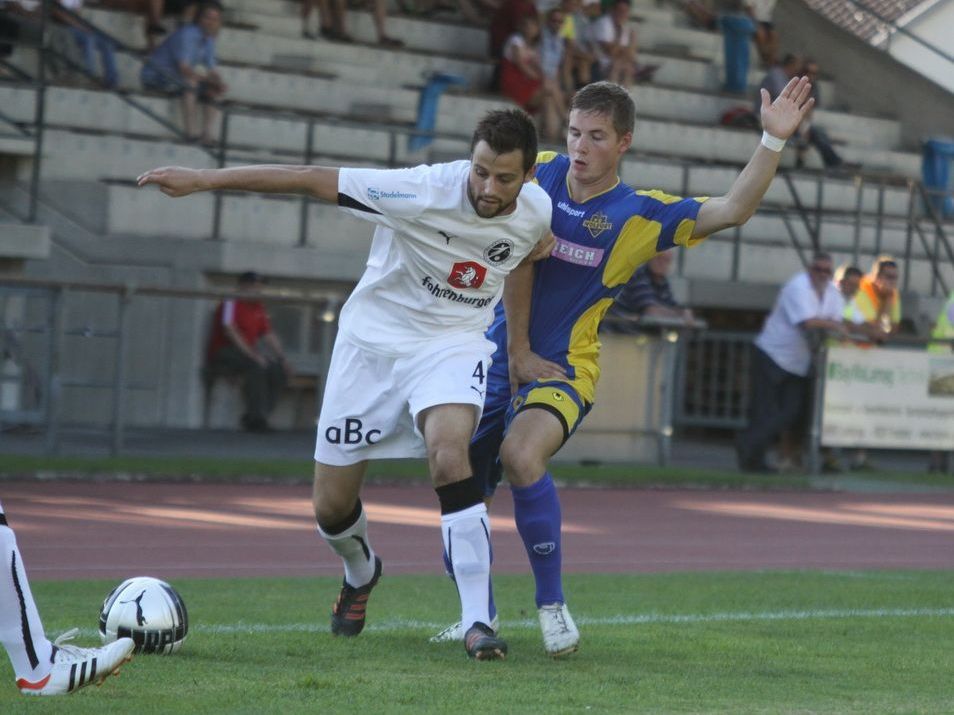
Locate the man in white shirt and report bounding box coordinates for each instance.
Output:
[736,253,846,471]
[137,109,553,661]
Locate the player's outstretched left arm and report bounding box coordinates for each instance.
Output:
[137,164,340,202]
[692,76,814,238]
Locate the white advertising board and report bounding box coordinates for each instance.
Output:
[821,346,954,450]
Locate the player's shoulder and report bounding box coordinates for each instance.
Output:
[520,181,553,219]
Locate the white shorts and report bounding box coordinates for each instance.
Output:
[313,333,493,466]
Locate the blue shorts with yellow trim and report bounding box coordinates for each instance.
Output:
[469,379,591,496]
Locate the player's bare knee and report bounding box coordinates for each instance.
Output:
[427,443,470,486]
[499,439,545,486]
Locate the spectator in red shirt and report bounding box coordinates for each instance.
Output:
[206,271,292,432]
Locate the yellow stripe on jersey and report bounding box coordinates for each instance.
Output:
[601,215,663,288]
[565,297,616,403]
[635,189,683,205]
[536,150,560,165]
[674,216,706,247]
[522,385,583,436]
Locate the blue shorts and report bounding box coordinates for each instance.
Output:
[469,379,591,497]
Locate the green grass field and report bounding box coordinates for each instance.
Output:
[3,570,954,714]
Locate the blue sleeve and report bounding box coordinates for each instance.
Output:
[203,38,217,69]
[169,27,193,66]
[636,192,707,251]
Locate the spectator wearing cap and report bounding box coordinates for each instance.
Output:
[205,272,293,432]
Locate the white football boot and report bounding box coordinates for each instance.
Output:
[17,629,135,696]
[538,603,579,657]
[430,615,499,643]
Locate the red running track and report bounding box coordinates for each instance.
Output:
[3,481,954,581]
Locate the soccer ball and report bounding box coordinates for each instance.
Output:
[99,576,189,655]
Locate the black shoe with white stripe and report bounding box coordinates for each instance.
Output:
[17,629,135,696]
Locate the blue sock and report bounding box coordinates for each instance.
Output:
[442,549,496,622]
[511,473,563,607]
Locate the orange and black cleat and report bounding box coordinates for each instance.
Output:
[464,622,508,661]
[330,557,382,637]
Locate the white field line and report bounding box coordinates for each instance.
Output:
[73,607,954,639]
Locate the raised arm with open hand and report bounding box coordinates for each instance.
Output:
[760,75,815,141]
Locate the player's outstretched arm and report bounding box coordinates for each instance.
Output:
[692,76,815,238]
[136,164,340,202]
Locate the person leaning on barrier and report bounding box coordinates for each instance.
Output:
[735,253,847,473]
[205,271,293,433]
[927,289,954,473]
[604,249,695,333]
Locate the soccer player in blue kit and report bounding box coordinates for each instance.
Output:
[432,78,817,656]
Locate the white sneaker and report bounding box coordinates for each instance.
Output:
[539,603,579,657]
[430,615,499,643]
[17,629,135,696]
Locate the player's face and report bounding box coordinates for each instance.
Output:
[566,109,632,190]
[467,141,531,219]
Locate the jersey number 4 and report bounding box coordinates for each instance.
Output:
[472,361,485,384]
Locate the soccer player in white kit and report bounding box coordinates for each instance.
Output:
[1,501,136,695]
[138,109,553,660]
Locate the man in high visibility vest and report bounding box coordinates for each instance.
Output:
[928,291,954,473]
[854,255,901,342]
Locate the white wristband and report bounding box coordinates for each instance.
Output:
[761,131,786,152]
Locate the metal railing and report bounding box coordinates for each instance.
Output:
[0,276,344,455]
[839,0,954,67]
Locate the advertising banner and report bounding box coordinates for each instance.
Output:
[821,346,954,450]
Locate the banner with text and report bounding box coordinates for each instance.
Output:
[822,346,954,450]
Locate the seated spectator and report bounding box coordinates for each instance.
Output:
[489,0,536,60]
[53,0,118,89]
[145,0,198,50]
[302,0,403,46]
[735,253,846,472]
[793,59,855,170]
[140,1,227,145]
[560,0,599,90]
[747,0,778,67]
[206,272,293,433]
[590,0,656,86]
[605,250,694,332]
[500,14,563,142]
[755,52,799,110]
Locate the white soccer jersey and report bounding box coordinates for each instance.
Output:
[335,160,552,355]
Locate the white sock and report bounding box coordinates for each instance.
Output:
[441,503,492,631]
[317,508,377,588]
[0,510,54,683]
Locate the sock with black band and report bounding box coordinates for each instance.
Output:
[316,500,377,588]
[437,477,494,630]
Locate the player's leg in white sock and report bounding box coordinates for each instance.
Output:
[440,501,492,630]
[316,501,377,588]
[0,503,54,683]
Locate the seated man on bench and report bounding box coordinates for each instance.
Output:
[206,271,292,432]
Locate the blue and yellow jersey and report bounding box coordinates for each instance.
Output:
[485,151,709,404]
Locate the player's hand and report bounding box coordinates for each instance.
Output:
[760,76,815,141]
[137,166,206,197]
[508,348,567,394]
[525,232,556,263]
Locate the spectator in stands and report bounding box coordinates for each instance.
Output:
[590,0,656,86]
[206,271,293,433]
[140,1,227,145]
[555,0,594,90]
[855,254,901,343]
[500,13,564,142]
[719,0,755,93]
[605,250,695,332]
[302,0,403,47]
[755,52,799,114]
[145,0,198,50]
[747,0,778,67]
[489,0,536,61]
[792,59,851,170]
[735,253,846,472]
[53,0,119,89]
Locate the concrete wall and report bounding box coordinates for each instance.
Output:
[774,0,954,147]
[889,1,954,95]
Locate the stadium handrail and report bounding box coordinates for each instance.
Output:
[839,0,954,67]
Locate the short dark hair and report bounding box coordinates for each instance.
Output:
[875,257,898,276]
[843,266,862,279]
[470,109,538,174]
[570,81,635,139]
[811,252,832,264]
[196,1,224,21]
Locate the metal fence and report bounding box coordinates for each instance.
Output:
[0,276,343,455]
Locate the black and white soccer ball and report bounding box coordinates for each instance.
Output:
[99,576,189,655]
